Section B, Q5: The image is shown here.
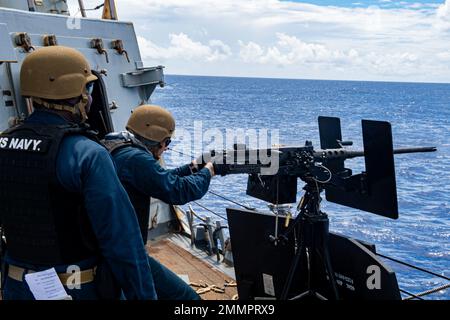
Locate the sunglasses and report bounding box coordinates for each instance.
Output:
[86,82,94,95]
[163,139,172,147]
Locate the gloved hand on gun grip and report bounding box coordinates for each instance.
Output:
[193,150,219,169]
[190,160,216,176]
[192,151,227,176]
[189,158,216,176]
[190,152,211,173]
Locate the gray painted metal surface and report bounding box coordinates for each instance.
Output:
[121,66,165,103]
[0,0,69,15]
[0,1,29,12]
[0,6,164,132]
[0,23,17,62]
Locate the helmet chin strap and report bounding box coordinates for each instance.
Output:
[33,93,91,123]
[74,94,90,122]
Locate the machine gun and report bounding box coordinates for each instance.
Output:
[202,117,436,219]
[200,117,436,300]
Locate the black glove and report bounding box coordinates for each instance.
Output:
[194,151,229,176]
[194,151,215,170]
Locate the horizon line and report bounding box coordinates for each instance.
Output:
[164,73,450,86]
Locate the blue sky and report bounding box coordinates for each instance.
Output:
[74,0,450,83]
[284,0,443,7]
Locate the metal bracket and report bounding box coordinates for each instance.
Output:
[111,39,130,63]
[91,38,109,63]
[43,34,57,46]
[14,32,35,53]
[120,66,165,103]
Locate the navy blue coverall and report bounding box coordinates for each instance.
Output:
[3,111,157,300]
[104,131,212,300]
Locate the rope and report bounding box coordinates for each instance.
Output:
[85,3,104,11]
[403,282,450,300]
[377,253,450,282]
[207,190,255,211]
[192,201,228,221]
[400,289,424,300]
[73,3,104,17]
[167,148,189,157]
[378,253,449,299]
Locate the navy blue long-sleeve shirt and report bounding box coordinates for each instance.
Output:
[106,132,211,205]
[6,111,157,300]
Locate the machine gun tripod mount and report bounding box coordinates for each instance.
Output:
[201,116,436,300]
[275,177,340,300]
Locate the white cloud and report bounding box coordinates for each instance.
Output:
[364,52,419,76]
[74,0,450,82]
[437,51,450,61]
[138,33,231,62]
[137,36,169,60]
[438,0,450,16]
[239,33,359,66]
[238,41,264,62]
[436,0,450,30]
[238,33,423,77]
[207,40,232,61]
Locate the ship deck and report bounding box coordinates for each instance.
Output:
[147,234,237,300]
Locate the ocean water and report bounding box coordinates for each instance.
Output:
[152,75,450,300]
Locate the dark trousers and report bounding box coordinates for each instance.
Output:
[148,255,200,300]
[3,255,200,300]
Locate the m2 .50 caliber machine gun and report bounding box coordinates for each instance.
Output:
[200,117,436,300]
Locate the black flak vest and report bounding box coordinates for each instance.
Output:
[0,123,99,266]
[101,137,150,244]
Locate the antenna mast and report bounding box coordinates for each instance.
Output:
[102,0,118,20]
[78,0,87,17]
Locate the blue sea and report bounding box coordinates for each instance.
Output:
[152,75,450,300]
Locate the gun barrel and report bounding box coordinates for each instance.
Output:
[393,147,437,154]
[313,146,436,161]
[208,145,437,175]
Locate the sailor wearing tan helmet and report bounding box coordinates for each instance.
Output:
[0,46,156,300]
[103,104,215,300]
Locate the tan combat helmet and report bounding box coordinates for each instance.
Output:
[20,46,97,121]
[126,105,175,143]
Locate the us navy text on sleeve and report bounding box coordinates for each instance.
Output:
[0,137,43,151]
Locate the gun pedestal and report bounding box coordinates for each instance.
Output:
[279,181,339,300]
